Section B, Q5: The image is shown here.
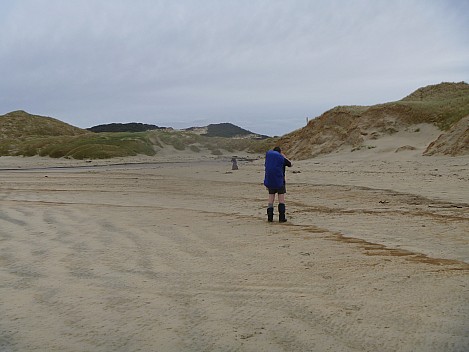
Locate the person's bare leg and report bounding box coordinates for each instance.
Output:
[278,193,285,203]
[268,193,276,205]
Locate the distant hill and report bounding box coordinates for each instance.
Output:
[87,122,166,133]
[87,121,269,139]
[278,82,469,159]
[185,123,269,139]
[0,110,88,138]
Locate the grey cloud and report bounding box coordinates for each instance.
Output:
[1,0,468,135]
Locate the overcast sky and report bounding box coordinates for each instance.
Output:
[1,0,468,136]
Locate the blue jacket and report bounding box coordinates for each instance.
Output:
[264,150,286,189]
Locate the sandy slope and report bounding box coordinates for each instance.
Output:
[0,152,468,351]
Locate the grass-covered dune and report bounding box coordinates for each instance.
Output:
[278,82,469,159]
[0,110,88,138]
[0,111,277,159]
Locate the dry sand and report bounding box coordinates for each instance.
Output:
[0,150,468,352]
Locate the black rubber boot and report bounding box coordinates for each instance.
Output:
[278,203,287,222]
[267,207,274,222]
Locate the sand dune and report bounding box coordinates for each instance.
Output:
[0,152,468,351]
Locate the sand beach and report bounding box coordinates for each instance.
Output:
[0,150,468,351]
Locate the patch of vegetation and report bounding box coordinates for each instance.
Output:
[87,122,165,133]
[199,136,278,154]
[202,123,268,139]
[156,130,201,151]
[397,81,469,130]
[323,82,469,131]
[189,145,201,152]
[210,149,223,155]
[1,132,157,159]
[146,130,278,155]
[329,105,369,116]
[351,145,376,152]
[0,110,88,138]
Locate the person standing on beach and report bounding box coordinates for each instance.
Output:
[231,157,238,170]
[264,146,292,222]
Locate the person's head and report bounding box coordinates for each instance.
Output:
[273,146,281,153]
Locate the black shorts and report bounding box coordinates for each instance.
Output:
[268,185,286,194]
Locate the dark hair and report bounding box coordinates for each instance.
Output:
[273,146,281,153]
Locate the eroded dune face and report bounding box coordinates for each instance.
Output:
[424,116,469,156]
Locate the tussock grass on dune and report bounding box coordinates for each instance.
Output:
[330,82,469,131]
[0,110,87,138]
[398,81,469,130]
[0,129,278,159]
[0,132,157,159]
